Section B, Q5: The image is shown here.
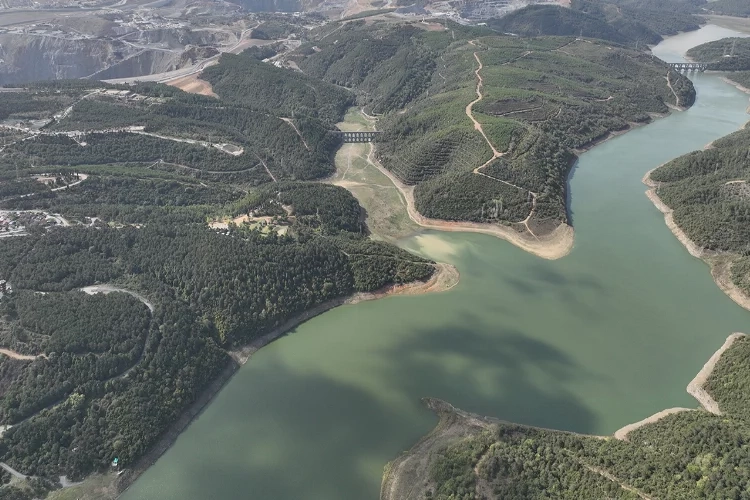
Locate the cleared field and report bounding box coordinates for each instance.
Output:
[165,74,217,97]
[328,108,417,241]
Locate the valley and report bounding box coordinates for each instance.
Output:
[0,2,749,500]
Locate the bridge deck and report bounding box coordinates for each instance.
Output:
[668,62,708,72]
[332,131,383,143]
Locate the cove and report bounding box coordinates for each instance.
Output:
[123,26,750,500]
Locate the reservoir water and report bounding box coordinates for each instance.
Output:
[124,26,750,499]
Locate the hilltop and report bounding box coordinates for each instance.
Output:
[294,21,695,247]
[489,1,705,46]
[687,37,750,71]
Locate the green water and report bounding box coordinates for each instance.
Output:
[124,27,750,500]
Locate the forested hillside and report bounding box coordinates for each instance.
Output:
[383,335,750,500]
[687,38,750,71]
[295,22,694,236]
[295,22,440,115]
[201,52,353,124]
[0,56,437,498]
[706,0,750,18]
[728,71,750,89]
[649,126,750,298]
[489,1,704,46]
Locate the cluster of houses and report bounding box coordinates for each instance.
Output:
[0,211,48,236]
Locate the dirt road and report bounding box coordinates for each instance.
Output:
[80,285,154,313]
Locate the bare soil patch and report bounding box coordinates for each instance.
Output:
[165,74,217,98]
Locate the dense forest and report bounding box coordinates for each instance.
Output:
[201,52,353,124]
[705,0,750,18]
[489,1,705,47]
[728,71,750,89]
[649,126,750,296]
[386,335,750,500]
[0,190,434,491]
[0,60,436,497]
[687,38,750,71]
[294,22,694,234]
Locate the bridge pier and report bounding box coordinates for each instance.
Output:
[668,62,708,72]
[331,130,384,143]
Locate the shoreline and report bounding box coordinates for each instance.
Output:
[362,108,679,262]
[721,77,750,113]
[643,169,750,312]
[115,262,458,498]
[686,332,746,414]
[613,332,746,440]
[365,143,575,260]
[228,261,459,365]
[382,331,748,498]
[722,76,750,95]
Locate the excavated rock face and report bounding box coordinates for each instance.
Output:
[0,27,229,85]
[0,34,126,84]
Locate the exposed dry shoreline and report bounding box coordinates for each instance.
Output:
[382,332,748,498]
[229,262,459,365]
[643,168,750,312]
[365,145,575,260]
[115,262,458,498]
[362,104,678,262]
[614,332,746,440]
[686,332,746,414]
[722,76,750,95]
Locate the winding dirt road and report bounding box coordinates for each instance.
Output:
[0,349,42,361]
[465,42,540,236]
[666,72,682,109]
[281,118,310,151]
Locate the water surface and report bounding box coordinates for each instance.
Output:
[124,25,750,500]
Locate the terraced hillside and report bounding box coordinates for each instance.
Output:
[295,22,695,237]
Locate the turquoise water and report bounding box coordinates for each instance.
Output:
[123,26,750,500]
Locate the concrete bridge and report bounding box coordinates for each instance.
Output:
[668,62,708,72]
[332,131,383,143]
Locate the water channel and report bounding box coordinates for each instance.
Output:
[124,25,750,500]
